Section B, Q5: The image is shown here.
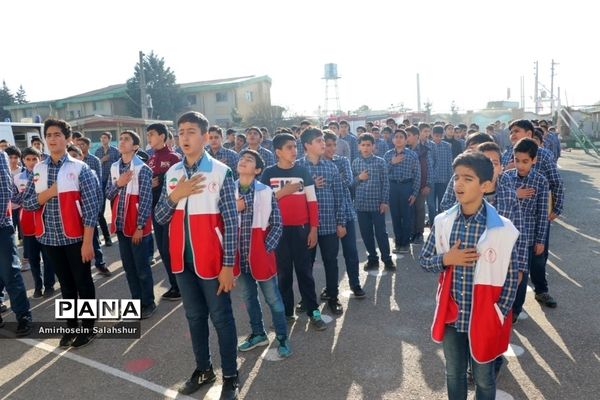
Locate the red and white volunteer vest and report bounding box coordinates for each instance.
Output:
[234,180,277,281]
[14,171,35,236]
[165,153,240,279]
[430,201,519,364]
[109,156,152,237]
[33,155,85,239]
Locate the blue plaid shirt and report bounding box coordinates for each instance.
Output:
[544,133,561,161]
[83,153,102,183]
[383,148,421,198]
[420,203,519,330]
[502,146,564,215]
[352,154,389,212]
[105,157,153,231]
[340,133,359,162]
[295,138,304,160]
[374,138,389,158]
[331,155,356,223]
[505,169,549,247]
[154,152,238,267]
[411,142,434,189]
[296,156,344,235]
[208,146,240,180]
[244,145,275,169]
[94,145,120,185]
[22,153,99,246]
[237,181,282,273]
[0,152,13,228]
[430,140,453,184]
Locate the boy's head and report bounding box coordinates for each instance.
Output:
[225,128,236,143]
[301,128,325,157]
[386,118,397,129]
[0,139,7,150]
[339,120,349,134]
[356,125,367,135]
[327,121,340,134]
[357,133,375,157]
[237,149,265,177]
[31,136,44,152]
[245,126,262,147]
[5,145,21,167]
[444,124,454,137]
[476,142,502,183]
[146,123,169,149]
[235,134,246,148]
[119,130,141,155]
[465,133,494,150]
[67,144,83,160]
[21,147,41,170]
[371,126,381,139]
[405,126,420,147]
[260,127,269,139]
[100,131,112,146]
[452,152,494,206]
[76,136,91,155]
[381,126,392,142]
[72,131,83,141]
[392,129,407,148]
[432,125,444,143]
[419,123,431,142]
[532,128,544,146]
[508,119,534,145]
[44,118,72,154]
[208,125,223,150]
[323,131,337,159]
[513,138,538,177]
[177,111,209,156]
[273,133,297,163]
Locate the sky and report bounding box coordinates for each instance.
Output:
[2,0,599,117]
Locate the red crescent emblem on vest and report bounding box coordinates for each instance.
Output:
[483,248,497,263]
[208,181,219,193]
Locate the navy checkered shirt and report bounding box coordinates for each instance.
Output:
[237,181,283,273]
[352,155,390,212]
[296,156,344,235]
[83,153,102,183]
[0,152,13,228]
[374,138,390,158]
[208,146,240,180]
[420,203,519,331]
[340,133,359,162]
[331,155,357,223]
[94,145,120,185]
[383,148,421,198]
[430,140,453,184]
[22,154,99,246]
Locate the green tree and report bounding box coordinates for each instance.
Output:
[15,85,28,104]
[0,81,15,121]
[126,51,183,120]
[230,107,243,125]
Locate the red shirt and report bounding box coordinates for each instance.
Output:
[147,146,181,205]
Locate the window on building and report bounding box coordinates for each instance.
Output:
[216,92,228,102]
[186,95,197,105]
[92,101,98,111]
[245,91,254,102]
[69,111,75,120]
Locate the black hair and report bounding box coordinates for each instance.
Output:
[0,139,6,144]
[147,123,169,142]
[120,130,141,146]
[246,126,262,138]
[452,152,494,183]
[393,129,407,139]
[358,133,375,144]
[406,126,420,136]
[508,119,534,135]
[444,123,454,131]
[300,120,311,126]
[323,131,337,142]
[356,126,367,133]
[465,133,494,148]
[226,128,236,136]
[100,131,112,140]
[458,123,468,130]
[21,146,41,159]
[72,131,83,140]
[328,121,340,129]
[432,126,444,135]
[418,122,431,131]
[236,133,246,143]
[533,128,545,143]
[239,149,265,172]
[177,111,209,133]
[77,136,91,146]
[371,126,380,132]
[273,133,296,150]
[476,142,502,159]
[208,125,223,136]
[386,118,396,124]
[381,126,392,134]
[339,120,349,127]
[514,137,538,159]
[44,118,72,139]
[67,144,83,157]
[5,145,21,158]
[31,136,43,145]
[301,128,323,146]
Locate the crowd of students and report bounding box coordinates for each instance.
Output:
[0,113,564,400]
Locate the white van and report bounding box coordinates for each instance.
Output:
[0,122,45,150]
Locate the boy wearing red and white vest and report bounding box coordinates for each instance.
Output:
[106,131,156,319]
[22,119,100,348]
[234,149,290,358]
[419,152,519,400]
[154,112,239,399]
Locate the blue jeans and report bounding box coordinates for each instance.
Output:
[92,227,105,267]
[310,233,340,298]
[340,220,360,288]
[530,223,551,294]
[117,232,155,307]
[357,211,391,262]
[24,235,55,291]
[443,325,496,400]
[176,264,238,377]
[153,215,179,291]
[0,226,31,321]
[512,246,534,315]
[389,181,414,247]
[237,271,287,337]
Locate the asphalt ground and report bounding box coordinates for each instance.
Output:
[1,149,599,400]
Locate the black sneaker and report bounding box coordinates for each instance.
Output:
[0,303,8,313]
[351,286,366,298]
[96,264,112,277]
[392,246,402,254]
[295,300,306,313]
[104,237,113,247]
[286,314,298,323]
[0,314,4,328]
[412,235,424,245]
[320,288,330,301]
[33,288,43,299]
[363,260,379,271]
[43,287,56,298]
[178,367,216,395]
[141,303,157,319]
[16,317,33,337]
[398,245,410,254]
[535,292,557,308]
[383,259,396,271]
[512,313,519,324]
[220,374,239,400]
[161,288,182,301]
[309,310,327,331]
[328,298,343,315]
[71,332,96,348]
[59,332,77,348]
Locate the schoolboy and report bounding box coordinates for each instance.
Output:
[338,120,359,162]
[234,149,290,358]
[244,126,275,170]
[326,122,351,158]
[352,133,394,271]
[420,152,519,400]
[372,126,389,158]
[429,125,453,220]
[259,133,326,330]
[154,111,239,398]
[384,129,421,254]
[106,131,156,319]
[207,125,240,180]
[94,131,120,246]
[297,128,345,315]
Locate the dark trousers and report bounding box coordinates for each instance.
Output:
[310,233,340,299]
[117,232,155,307]
[340,220,360,288]
[389,181,414,247]
[45,242,96,328]
[412,190,427,237]
[97,191,111,241]
[153,215,178,291]
[12,210,22,241]
[427,182,448,222]
[275,225,319,317]
[512,246,534,315]
[530,223,551,294]
[0,226,31,321]
[357,211,391,263]
[23,235,55,291]
[92,227,105,267]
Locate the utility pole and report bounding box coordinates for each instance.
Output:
[550,59,558,115]
[139,51,148,120]
[534,61,540,114]
[416,73,422,112]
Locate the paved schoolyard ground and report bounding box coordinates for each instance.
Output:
[1,149,599,400]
